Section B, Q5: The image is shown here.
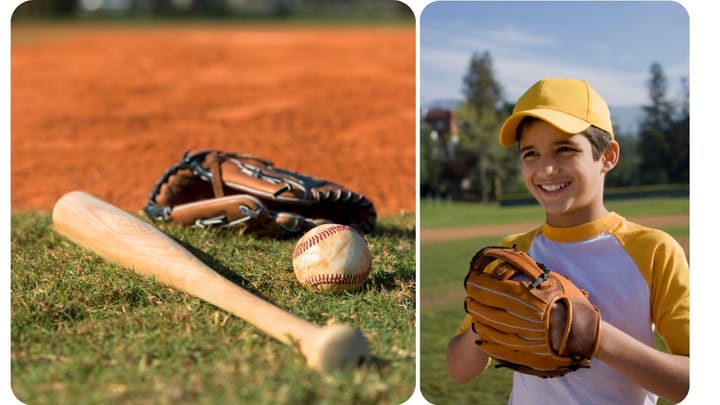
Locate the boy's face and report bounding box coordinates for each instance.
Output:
[518,120,617,227]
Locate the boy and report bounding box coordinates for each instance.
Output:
[446,78,689,404]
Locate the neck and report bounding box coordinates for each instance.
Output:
[546,205,610,228]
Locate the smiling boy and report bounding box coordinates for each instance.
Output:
[446,78,689,404]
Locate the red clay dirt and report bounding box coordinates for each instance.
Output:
[11,24,415,217]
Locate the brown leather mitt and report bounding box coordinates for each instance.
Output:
[464,246,602,378]
[144,150,376,238]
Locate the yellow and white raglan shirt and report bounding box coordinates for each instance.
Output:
[455,212,689,405]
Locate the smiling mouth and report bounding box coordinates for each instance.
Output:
[538,182,570,192]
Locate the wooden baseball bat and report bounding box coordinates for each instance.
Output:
[52,191,369,371]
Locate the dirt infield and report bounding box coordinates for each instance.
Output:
[11,23,415,216]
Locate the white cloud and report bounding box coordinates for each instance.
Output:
[481,26,554,47]
[494,55,650,107]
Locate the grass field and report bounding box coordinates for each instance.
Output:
[11,211,415,404]
[419,197,688,405]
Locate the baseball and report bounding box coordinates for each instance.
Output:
[292,224,372,293]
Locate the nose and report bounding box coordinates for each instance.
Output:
[537,155,558,176]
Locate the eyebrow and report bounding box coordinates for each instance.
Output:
[519,139,579,153]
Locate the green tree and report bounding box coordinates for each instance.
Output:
[462,51,504,114]
[454,51,514,201]
[420,121,444,197]
[607,130,641,187]
[637,62,689,185]
[667,77,689,184]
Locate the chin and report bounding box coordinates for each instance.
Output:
[538,201,577,219]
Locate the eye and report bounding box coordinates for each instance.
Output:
[557,145,577,154]
[521,150,538,160]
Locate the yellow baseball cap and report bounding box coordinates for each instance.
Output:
[498,77,614,146]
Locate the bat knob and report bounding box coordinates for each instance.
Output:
[306,324,370,372]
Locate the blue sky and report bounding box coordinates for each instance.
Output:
[419,1,689,110]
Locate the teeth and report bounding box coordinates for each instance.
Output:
[540,183,568,192]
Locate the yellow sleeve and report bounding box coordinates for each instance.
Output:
[455,313,473,335]
[649,233,690,355]
[619,226,690,355]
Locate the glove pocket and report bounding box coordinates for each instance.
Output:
[553,296,601,359]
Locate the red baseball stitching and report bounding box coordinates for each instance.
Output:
[292,224,358,259]
[304,269,371,286]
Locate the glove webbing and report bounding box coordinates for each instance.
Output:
[145,150,225,223]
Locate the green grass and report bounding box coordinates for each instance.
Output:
[421,302,514,404]
[420,236,516,404]
[420,197,688,405]
[11,211,415,405]
[420,197,690,229]
[420,200,545,228]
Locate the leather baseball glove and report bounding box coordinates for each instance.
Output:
[144,150,376,238]
[464,246,602,378]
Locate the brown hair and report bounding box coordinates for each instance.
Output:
[516,116,612,160]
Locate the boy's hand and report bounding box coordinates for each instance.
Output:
[464,246,602,378]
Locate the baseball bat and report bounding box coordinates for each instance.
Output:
[52,191,369,371]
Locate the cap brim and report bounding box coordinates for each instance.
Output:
[498,109,592,146]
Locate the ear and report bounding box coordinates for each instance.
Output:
[601,141,620,173]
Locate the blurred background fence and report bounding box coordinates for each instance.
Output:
[13,0,412,21]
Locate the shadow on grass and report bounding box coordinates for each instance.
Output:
[172,237,272,302]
